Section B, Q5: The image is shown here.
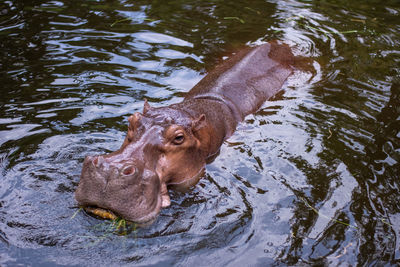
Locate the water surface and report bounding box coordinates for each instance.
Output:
[0,0,399,266]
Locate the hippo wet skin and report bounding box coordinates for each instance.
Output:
[75,42,295,224]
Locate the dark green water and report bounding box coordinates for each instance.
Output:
[1,0,399,266]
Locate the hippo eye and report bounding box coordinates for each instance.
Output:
[173,134,185,145]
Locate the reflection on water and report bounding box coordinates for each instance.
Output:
[0,0,399,265]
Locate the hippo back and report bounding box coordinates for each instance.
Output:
[184,42,294,120]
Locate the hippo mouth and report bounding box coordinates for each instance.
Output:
[84,206,118,220]
[82,206,158,228]
[77,192,162,225]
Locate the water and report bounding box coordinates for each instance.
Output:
[0,0,399,265]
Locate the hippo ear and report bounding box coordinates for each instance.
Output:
[143,98,151,114]
[192,114,206,132]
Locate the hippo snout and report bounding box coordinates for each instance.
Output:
[75,155,163,224]
[87,156,138,179]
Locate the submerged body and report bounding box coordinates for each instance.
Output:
[75,42,294,224]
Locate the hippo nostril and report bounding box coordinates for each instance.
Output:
[92,156,98,166]
[122,165,136,176]
[92,156,106,168]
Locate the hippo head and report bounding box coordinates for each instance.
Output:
[75,101,208,224]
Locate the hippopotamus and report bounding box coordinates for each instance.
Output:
[75,41,295,225]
